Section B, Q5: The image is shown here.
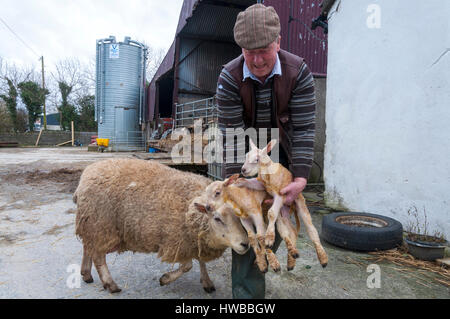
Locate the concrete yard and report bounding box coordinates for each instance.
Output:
[0,147,448,299]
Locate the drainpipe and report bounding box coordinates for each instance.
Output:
[172,36,181,118]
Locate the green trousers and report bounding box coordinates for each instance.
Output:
[231,230,282,299]
[231,147,290,299]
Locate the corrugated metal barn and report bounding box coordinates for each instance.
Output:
[147,0,327,122]
[146,0,328,181]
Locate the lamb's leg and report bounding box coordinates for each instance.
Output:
[92,253,121,293]
[240,218,268,273]
[199,261,215,293]
[295,196,328,267]
[159,261,193,286]
[81,245,93,283]
[251,212,280,273]
[265,194,284,247]
[280,205,300,258]
[276,207,300,271]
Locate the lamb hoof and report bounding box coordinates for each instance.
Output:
[265,231,275,247]
[291,252,300,259]
[159,274,170,286]
[265,238,275,248]
[104,283,121,293]
[83,276,94,284]
[203,286,216,294]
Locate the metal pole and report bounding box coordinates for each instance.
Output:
[40,56,47,130]
[71,121,74,146]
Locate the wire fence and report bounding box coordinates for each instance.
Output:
[110,131,146,152]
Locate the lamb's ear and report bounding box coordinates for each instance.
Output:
[224,173,240,187]
[249,138,258,151]
[262,139,277,154]
[234,178,266,190]
[194,203,209,215]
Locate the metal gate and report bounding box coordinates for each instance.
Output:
[174,97,223,180]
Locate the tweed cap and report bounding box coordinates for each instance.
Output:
[234,4,281,50]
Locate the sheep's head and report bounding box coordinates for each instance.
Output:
[194,201,249,255]
[204,174,239,212]
[241,139,277,177]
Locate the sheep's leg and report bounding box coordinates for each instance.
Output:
[240,218,268,273]
[251,212,280,273]
[92,253,121,293]
[280,206,300,258]
[265,247,281,273]
[295,196,328,267]
[159,261,193,286]
[251,211,266,250]
[80,245,93,283]
[276,208,300,271]
[265,194,284,247]
[199,261,215,293]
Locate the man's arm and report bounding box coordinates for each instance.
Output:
[216,68,245,179]
[288,62,316,180]
[280,63,316,203]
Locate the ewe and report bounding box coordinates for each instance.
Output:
[73,158,249,294]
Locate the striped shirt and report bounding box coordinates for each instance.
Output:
[216,57,316,179]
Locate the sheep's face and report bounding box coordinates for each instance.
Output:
[241,139,277,177]
[204,175,239,213]
[194,202,249,255]
[204,181,226,211]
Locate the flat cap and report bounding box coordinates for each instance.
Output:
[234,4,281,50]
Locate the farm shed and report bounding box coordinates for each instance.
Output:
[146,0,328,181]
[324,0,450,239]
[38,113,61,131]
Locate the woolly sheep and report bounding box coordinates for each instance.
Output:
[73,158,249,294]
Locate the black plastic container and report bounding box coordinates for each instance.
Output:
[405,238,448,261]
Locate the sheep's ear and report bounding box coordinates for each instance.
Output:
[263,139,277,154]
[194,203,208,215]
[249,139,257,150]
[224,174,240,187]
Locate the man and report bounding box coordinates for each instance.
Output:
[216,4,316,298]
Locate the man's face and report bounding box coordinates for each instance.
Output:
[242,37,281,81]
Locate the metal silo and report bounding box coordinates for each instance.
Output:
[95,36,147,151]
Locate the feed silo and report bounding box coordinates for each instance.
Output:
[95,36,147,151]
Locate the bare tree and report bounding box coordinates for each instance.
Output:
[146,46,166,82]
[0,57,40,131]
[0,58,37,95]
[135,40,166,82]
[81,56,96,95]
[51,58,86,102]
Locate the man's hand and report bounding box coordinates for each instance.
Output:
[263,177,307,206]
[280,177,307,205]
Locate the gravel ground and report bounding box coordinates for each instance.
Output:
[0,147,448,299]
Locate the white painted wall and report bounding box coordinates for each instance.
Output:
[324,0,450,239]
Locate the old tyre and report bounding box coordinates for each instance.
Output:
[321,212,403,251]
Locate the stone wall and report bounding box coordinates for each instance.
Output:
[0,131,97,146]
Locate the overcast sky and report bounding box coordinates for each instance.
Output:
[0,0,184,70]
